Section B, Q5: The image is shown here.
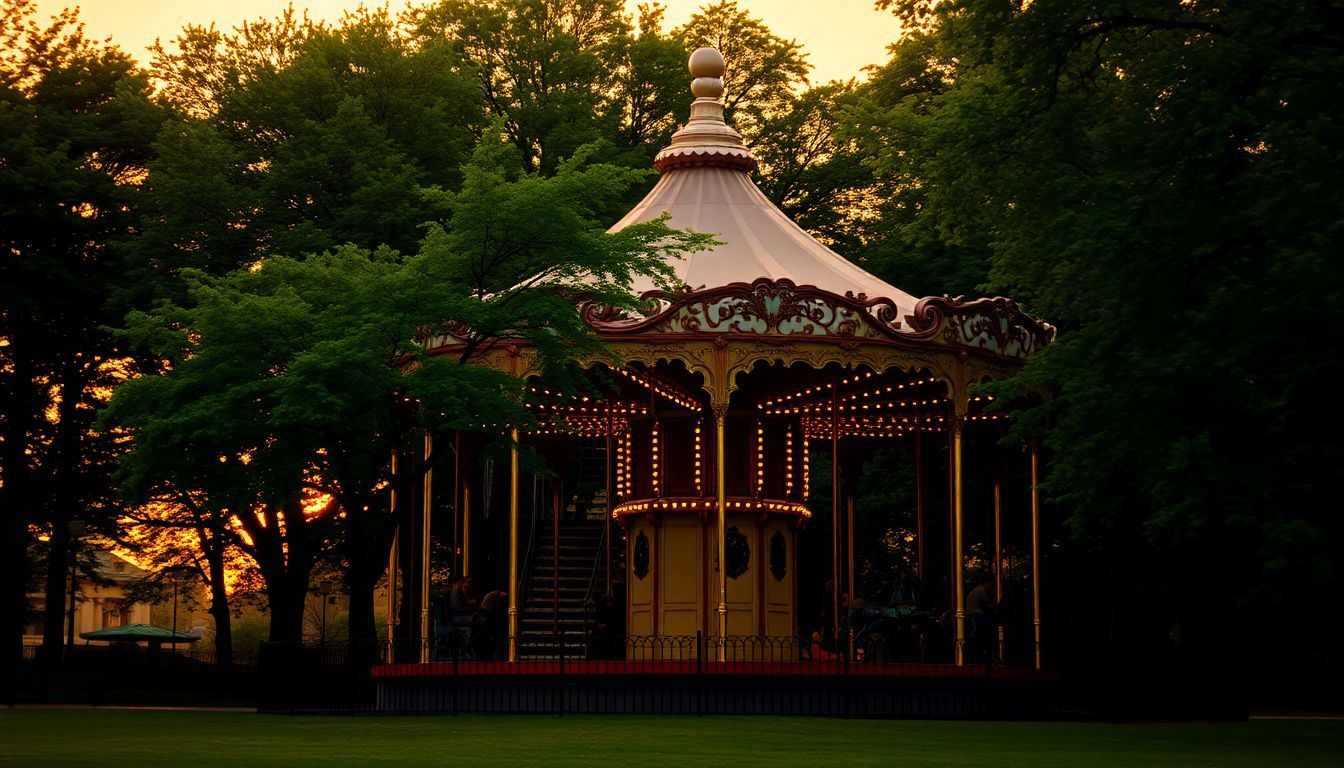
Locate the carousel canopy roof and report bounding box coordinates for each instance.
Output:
[428,49,1051,367]
[611,48,920,317]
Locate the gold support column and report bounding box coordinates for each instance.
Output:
[830,379,841,648]
[385,453,399,660]
[452,431,462,578]
[605,404,614,597]
[420,431,433,663]
[507,429,520,663]
[846,492,856,661]
[709,403,731,661]
[914,423,924,580]
[552,480,561,634]
[952,406,967,666]
[714,406,728,659]
[993,455,1005,665]
[461,482,471,579]
[947,430,956,623]
[1030,438,1043,670]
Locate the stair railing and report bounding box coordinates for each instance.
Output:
[580,521,609,647]
[516,474,544,655]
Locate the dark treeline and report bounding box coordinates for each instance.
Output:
[3,0,1340,691]
[851,0,1344,685]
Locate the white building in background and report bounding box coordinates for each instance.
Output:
[23,549,152,646]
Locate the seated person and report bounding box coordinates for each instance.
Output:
[809,630,838,662]
[449,576,480,628]
[849,597,885,653]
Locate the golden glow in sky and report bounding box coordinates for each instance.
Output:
[36,0,903,84]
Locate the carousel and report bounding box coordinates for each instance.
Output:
[377,48,1055,710]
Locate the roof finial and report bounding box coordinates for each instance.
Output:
[688,47,725,99]
[653,47,756,173]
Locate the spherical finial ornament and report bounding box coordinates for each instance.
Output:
[688,47,725,79]
[691,76,723,99]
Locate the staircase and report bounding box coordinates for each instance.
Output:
[518,518,606,659]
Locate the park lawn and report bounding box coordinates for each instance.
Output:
[0,710,1339,767]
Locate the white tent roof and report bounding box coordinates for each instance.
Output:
[610,48,919,318]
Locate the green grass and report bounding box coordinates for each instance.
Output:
[0,710,1339,767]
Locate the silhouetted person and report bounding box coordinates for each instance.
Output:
[479,590,508,659]
[891,569,922,607]
[450,576,479,627]
[966,575,997,663]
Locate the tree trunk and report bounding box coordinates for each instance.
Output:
[264,580,304,646]
[346,498,397,647]
[261,557,311,646]
[346,544,380,648]
[40,524,70,664]
[237,498,317,648]
[202,531,233,669]
[0,507,27,677]
[0,335,37,679]
[41,354,84,664]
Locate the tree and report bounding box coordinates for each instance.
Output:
[409,0,630,175]
[853,0,1344,673]
[108,435,264,666]
[107,138,712,646]
[604,4,689,166]
[135,6,482,281]
[834,26,991,297]
[106,278,339,645]
[0,0,168,666]
[109,9,486,647]
[751,81,875,252]
[409,0,818,217]
[673,1,811,139]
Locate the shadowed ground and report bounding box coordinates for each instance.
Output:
[0,709,1339,767]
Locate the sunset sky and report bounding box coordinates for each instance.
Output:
[34,0,905,84]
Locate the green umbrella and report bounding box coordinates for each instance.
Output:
[79,623,200,643]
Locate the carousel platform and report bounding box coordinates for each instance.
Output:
[370,657,1060,718]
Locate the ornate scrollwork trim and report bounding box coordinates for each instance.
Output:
[906,295,1055,359]
[580,278,906,341]
[581,279,1054,362]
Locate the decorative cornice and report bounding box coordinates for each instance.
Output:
[906,295,1055,359]
[612,496,811,522]
[579,280,1053,362]
[654,146,757,173]
[581,277,904,340]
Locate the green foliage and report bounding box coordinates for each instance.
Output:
[848,0,1344,657]
[607,5,689,162]
[409,0,632,175]
[0,0,169,660]
[408,0,815,187]
[138,6,482,278]
[106,138,710,642]
[0,0,167,482]
[229,610,272,656]
[674,0,810,138]
[752,82,874,252]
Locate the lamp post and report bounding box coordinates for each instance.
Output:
[166,565,193,655]
[318,579,334,645]
[65,520,86,654]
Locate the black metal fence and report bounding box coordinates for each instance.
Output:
[256,634,1057,718]
[6,644,260,707]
